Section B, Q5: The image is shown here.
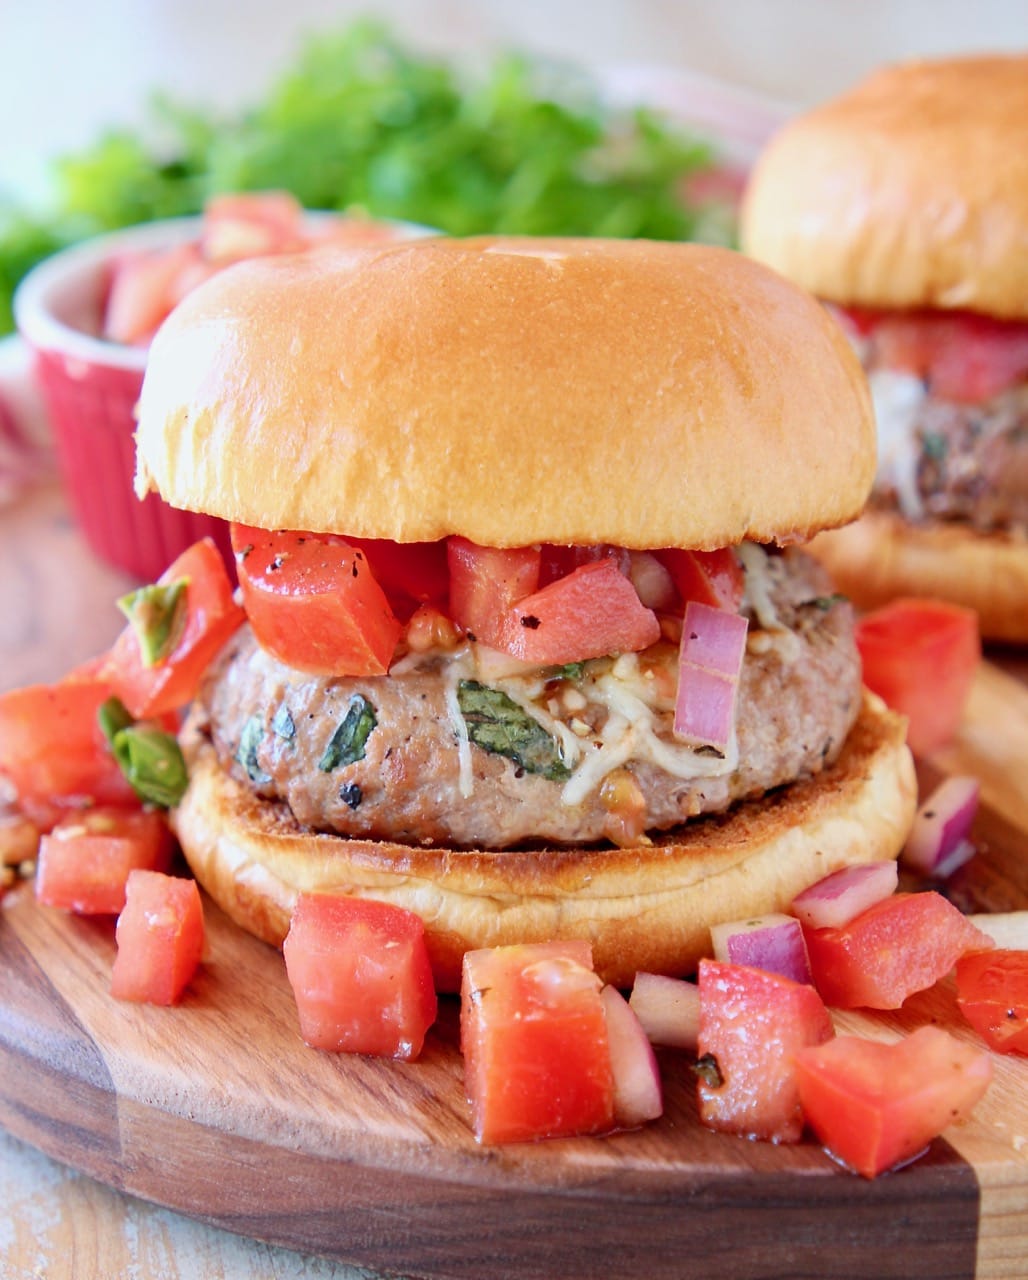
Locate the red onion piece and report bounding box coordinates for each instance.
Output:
[628,972,700,1051]
[791,860,899,930]
[903,776,980,877]
[601,985,663,1127]
[709,913,813,985]
[674,601,748,751]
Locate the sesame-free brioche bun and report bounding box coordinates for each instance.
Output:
[134,236,874,550]
[175,693,916,992]
[739,54,1028,319]
[810,513,1028,644]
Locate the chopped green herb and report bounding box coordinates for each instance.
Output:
[922,431,949,461]
[457,680,570,781]
[271,703,296,743]
[98,696,188,807]
[548,661,586,682]
[807,593,848,612]
[117,579,187,666]
[318,695,378,772]
[236,715,272,784]
[692,1053,724,1089]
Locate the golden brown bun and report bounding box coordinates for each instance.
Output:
[173,693,916,992]
[134,236,874,550]
[740,55,1028,318]
[810,512,1028,643]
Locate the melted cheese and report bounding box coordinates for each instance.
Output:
[868,369,926,520]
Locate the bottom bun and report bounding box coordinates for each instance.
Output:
[174,692,915,991]
[809,512,1028,643]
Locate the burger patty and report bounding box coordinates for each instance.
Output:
[865,367,1028,534]
[197,547,861,849]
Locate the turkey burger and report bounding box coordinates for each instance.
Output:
[740,54,1028,642]
[134,235,916,990]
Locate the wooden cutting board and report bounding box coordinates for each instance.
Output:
[3,486,1028,1280]
[1,664,1028,1280]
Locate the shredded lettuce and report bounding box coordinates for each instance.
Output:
[1,20,725,334]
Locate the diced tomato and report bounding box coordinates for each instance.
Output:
[36,807,172,915]
[102,243,201,345]
[803,891,993,1010]
[538,544,632,586]
[508,559,661,665]
[103,538,245,718]
[795,1026,993,1178]
[447,538,541,650]
[696,959,834,1144]
[460,940,614,1144]
[200,190,306,262]
[282,894,437,1060]
[111,869,205,1005]
[655,548,744,613]
[0,676,139,815]
[232,526,402,676]
[349,538,450,617]
[955,949,1028,1054]
[852,307,1028,403]
[855,598,980,757]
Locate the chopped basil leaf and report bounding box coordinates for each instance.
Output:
[922,431,948,461]
[805,593,848,612]
[692,1053,724,1089]
[318,695,377,772]
[98,695,134,744]
[111,724,188,807]
[117,579,187,667]
[97,696,188,807]
[548,661,586,682]
[271,703,296,743]
[236,715,272,784]
[457,680,570,782]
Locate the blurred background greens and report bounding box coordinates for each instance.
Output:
[0,21,725,335]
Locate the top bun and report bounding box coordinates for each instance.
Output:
[135,236,873,550]
[740,55,1028,319]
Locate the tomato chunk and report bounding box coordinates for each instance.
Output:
[795,1026,993,1178]
[447,539,541,651]
[656,547,744,612]
[349,538,450,617]
[508,559,661,665]
[849,307,1028,403]
[200,190,306,262]
[282,894,437,1060]
[103,538,245,718]
[803,892,993,1010]
[0,677,138,815]
[36,807,173,915]
[855,598,980,757]
[460,940,614,1144]
[110,869,205,1005]
[232,526,402,676]
[955,949,1028,1054]
[696,959,834,1143]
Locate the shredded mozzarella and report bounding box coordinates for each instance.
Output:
[868,369,927,520]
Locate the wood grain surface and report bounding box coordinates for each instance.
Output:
[3,482,1028,1280]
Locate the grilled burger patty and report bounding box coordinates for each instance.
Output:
[196,546,861,849]
[863,367,1028,536]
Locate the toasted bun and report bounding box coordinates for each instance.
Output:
[810,512,1028,643]
[173,693,916,992]
[740,55,1028,318]
[134,236,874,550]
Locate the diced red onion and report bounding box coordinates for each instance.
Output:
[790,860,899,930]
[967,912,1028,949]
[709,913,813,985]
[902,775,980,878]
[674,601,748,751]
[601,985,663,1127]
[628,972,700,1051]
